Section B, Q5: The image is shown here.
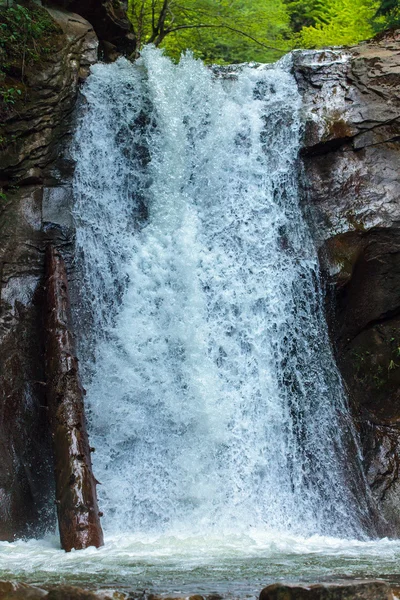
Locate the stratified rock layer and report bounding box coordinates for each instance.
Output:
[294,30,400,533]
[0,8,98,541]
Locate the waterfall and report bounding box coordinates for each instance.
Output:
[72,47,373,541]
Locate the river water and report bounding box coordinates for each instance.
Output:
[1,532,400,595]
[1,47,400,596]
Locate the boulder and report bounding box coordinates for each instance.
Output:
[42,0,135,56]
[0,581,46,599]
[46,586,102,600]
[0,582,127,600]
[259,581,393,600]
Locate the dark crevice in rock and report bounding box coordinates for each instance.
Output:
[301,136,354,156]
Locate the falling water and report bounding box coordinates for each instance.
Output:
[72,47,373,542]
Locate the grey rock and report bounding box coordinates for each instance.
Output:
[295,29,400,532]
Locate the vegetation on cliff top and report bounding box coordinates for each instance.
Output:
[127,0,398,63]
[0,0,61,116]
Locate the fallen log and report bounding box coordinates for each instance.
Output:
[44,245,104,552]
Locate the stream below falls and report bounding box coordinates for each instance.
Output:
[2,47,400,596]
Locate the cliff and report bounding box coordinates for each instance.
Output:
[0,2,97,540]
[294,30,400,532]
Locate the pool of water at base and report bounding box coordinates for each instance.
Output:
[1,531,400,597]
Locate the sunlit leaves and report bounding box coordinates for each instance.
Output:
[128,0,292,63]
[297,0,380,47]
[127,0,397,64]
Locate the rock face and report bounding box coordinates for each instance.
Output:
[294,30,400,533]
[0,7,98,540]
[43,0,135,57]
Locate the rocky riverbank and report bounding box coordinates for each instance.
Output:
[0,580,396,600]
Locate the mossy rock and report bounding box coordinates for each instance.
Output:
[0,0,63,117]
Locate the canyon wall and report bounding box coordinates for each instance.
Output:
[0,4,97,539]
[294,31,400,532]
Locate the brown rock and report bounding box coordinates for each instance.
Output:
[0,8,98,183]
[0,581,47,599]
[0,8,98,541]
[46,586,98,600]
[47,587,126,600]
[259,581,393,600]
[43,0,135,55]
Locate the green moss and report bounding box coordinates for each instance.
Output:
[0,0,62,116]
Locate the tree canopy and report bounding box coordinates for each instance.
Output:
[296,0,381,48]
[127,0,399,64]
[127,0,292,63]
[376,0,400,25]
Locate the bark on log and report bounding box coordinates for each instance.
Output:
[44,245,104,552]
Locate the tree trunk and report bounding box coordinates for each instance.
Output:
[44,245,104,552]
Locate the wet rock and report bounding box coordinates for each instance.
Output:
[0,9,98,183]
[259,581,393,600]
[0,186,53,540]
[43,0,135,56]
[294,30,400,532]
[47,587,99,600]
[0,581,46,599]
[0,9,98,540]
[45,246,103,551]
[47,587,128,600]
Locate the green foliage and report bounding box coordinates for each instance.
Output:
[128,0,397,64]
[128,0,292,64]
[284,0,321,32]
[297,0,381,47]
[376,0,400,25]
[0,86,21,104]
[163,0,292,63]
[377,0,399,13]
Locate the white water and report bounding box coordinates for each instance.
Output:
[1,532,400,594]
[72,48,373,540]
[1,48,400,595]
